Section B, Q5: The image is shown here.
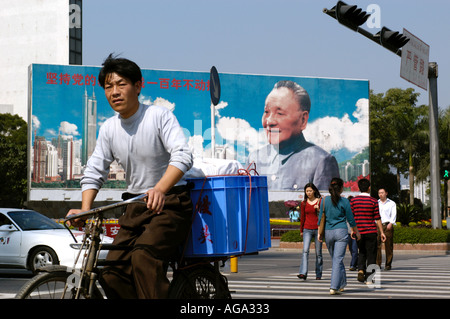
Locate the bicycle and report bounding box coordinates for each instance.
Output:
[15,194,231,299]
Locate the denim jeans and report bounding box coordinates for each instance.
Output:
[325,228,349,290]
[348,236,358,269]
[299,228,323,278]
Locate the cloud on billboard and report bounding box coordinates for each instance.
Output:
[303,98,368,154]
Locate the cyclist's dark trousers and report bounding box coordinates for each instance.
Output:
[100,187,192,299]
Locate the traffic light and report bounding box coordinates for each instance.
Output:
[441,148,450,180]
[442,159,450,180]
[374,27,410,54]
[323,1,370,31]
[323,2,410,57]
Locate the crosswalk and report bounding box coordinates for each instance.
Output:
[225,255,450,299]
[2,254,449,299]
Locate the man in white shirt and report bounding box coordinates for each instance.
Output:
[66,54,193,298]
[377,188,397,270]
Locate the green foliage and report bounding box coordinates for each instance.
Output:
[280,230,302,242]
[393,227,450,244]
[370,88,450,205]
[370,88,428,199]
[0,113,27,144]
[396,203,420,226]
[0,113,28,207]
[396,202,429,226]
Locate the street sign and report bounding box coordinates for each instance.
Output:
[400,28,430,90]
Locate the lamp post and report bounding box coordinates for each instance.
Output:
[324,1,442,228]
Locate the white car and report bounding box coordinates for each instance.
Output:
[0,208,113,273]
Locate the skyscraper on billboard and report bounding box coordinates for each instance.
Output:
[82,88,97,166]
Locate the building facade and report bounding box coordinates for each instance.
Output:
[0,0,82,120]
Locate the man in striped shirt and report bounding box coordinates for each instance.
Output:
[350,178,386,283]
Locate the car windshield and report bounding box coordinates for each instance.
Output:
[7,211,64,231]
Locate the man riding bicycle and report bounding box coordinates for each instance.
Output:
[66,54,193,299]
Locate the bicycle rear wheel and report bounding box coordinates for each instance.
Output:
[15,266,103,299]
[168,264,231,299]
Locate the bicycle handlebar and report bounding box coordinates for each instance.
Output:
[65,194,147,222]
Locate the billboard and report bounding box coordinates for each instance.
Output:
[28,64,369,201]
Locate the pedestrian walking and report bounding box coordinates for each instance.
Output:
[377,187,396,270]
[350,178,386,283]
[318,178,360,295]
[297,183,323,280]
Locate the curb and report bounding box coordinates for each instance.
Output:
[278,241,450,254]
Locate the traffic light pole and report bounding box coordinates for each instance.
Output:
[323,8,403,57]
[323,1,442,228]
[428,62,442,229]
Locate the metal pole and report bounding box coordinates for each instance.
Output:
[428,62,441,229]
[211,103,215,158]
[230,256,238,273]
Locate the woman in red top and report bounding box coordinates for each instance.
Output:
[297,183,323,280]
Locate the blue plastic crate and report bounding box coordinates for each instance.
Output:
[242,176,271,254]
[184,175,271,257]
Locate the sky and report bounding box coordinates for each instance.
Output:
[82,0,450,110]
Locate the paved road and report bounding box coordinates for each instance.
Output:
[0,269,33,299]
[223,246,450,299]
[1,244,449,300]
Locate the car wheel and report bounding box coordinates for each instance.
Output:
[29,247,59,274]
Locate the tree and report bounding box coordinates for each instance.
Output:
[370,88,429,204]
[370,90,398,198]
[0,113,28,207]
[408,104,450,217]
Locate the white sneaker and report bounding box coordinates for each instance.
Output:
[329,289,341,295]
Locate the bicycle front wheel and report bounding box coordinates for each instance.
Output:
[15,267,103,299]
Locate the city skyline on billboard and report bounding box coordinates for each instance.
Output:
[28,63,369,201]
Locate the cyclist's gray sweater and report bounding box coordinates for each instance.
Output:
[81,103,193,194]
